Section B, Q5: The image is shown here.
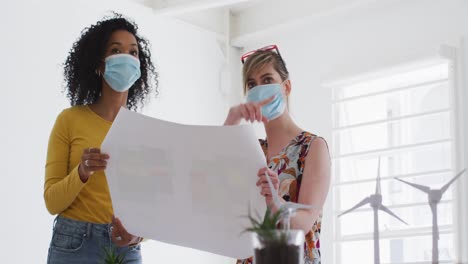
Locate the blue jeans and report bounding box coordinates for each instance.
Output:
[47,216,142,264]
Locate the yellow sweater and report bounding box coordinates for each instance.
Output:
[44,105,113,224]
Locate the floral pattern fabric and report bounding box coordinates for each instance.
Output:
[237,131,322,264]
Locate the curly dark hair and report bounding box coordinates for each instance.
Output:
[63,13,158,111]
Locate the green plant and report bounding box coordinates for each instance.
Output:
[244,206,287,246]
[102,245,129,264]
[244,207,304,264]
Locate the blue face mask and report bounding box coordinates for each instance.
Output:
[246,83,286,121]
[103,54,141,92]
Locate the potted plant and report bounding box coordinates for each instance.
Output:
[102,245,129,264]
[245,207,305,264]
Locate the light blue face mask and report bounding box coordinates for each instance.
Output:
[246,83,286,121]
[103,54,141,92]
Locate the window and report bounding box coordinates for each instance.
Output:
[331,59,459,264]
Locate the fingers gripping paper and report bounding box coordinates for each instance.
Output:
[101,108,267,259]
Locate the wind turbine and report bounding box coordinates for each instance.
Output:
[264,171,319,230]
[395,169,466,264]
[338,158,408,264]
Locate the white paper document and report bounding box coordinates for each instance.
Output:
[101,108,267,259]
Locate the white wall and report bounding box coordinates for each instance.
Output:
[235,0,468,263]
[1,0,233,263]
[457,35,468,263]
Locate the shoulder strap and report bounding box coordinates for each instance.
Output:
[298,132,317,161]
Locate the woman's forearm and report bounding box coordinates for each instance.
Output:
[44,165,86,215]
[289,209,321,234]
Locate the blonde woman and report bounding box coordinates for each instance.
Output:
[224,45,331,264]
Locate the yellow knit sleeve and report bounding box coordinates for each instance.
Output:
[44,110,87,215]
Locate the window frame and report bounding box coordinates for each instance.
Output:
[327,54,464,264]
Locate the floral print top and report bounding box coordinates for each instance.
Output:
[237,131,323,264]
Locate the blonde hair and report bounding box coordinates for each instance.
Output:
[242,50,289,94]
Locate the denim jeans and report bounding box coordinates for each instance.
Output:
[47,216,142,264]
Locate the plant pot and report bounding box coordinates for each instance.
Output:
[251,229,304,264]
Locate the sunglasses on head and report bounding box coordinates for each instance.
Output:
[241,44,283,64]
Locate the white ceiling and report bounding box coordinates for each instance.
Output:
[131,0,372,16]
[127,0,386,47]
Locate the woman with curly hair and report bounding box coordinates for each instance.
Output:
[44,13,158,264]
